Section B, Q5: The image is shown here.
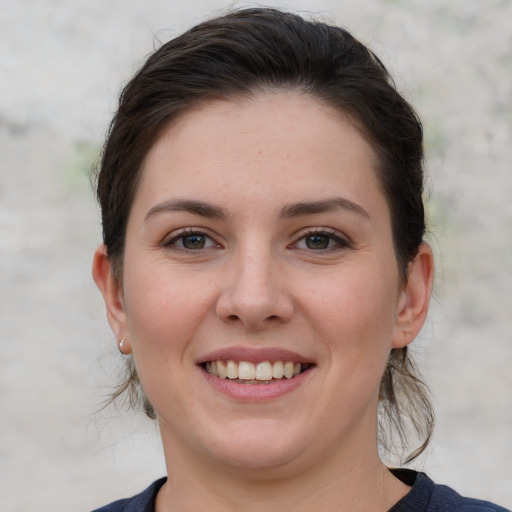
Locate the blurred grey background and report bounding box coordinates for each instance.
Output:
[1,0,511,510]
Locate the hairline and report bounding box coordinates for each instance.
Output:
[110,86,406,286]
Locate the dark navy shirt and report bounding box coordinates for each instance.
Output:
[91,470,509,511]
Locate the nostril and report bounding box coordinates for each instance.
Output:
[227,314,239,321]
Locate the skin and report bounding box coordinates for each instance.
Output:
[93,91,434,512]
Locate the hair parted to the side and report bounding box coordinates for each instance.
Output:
[95,7,433,463]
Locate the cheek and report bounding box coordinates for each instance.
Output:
[300,267,398,381]
[122,259,215,354]
[304,269,398,341]
[121,265,215,410]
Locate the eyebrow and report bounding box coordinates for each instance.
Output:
[280,197,370,220]
[144,199,227,222]
[144,196,370,223]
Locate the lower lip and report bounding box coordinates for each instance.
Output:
[200,367,313,401]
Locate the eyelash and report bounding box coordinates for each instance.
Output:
[163,228,221,252]
[164,227,351,253]
[292,228,352,252]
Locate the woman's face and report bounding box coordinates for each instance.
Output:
[100,92,429,474]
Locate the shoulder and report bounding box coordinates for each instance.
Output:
[429,480,509,512]
[90,478,167,512]
[390,469,509,512]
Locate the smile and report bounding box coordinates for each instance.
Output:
[203,360,311,383]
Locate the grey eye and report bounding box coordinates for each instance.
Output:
[182,234,207,249]
[305,234,332,250]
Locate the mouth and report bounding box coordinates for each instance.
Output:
[201,360,313,384]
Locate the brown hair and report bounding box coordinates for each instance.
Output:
[95,7,433,463]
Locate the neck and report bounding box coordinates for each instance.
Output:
[155,420,409,512]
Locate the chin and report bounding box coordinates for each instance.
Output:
[203,419,310,472]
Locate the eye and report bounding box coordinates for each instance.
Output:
[165,229,220,251]
[293,229,350,251]
[302,233,333,250]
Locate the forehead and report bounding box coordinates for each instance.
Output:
[136,92,381,204]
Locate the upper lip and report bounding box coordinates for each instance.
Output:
[197,346,313,365]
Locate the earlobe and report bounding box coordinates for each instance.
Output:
[92,245,129,349]
[392,243,435,348]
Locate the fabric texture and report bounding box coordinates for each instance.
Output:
[91,478,166,512]
[388,470,509,511]
[91,470,509,511]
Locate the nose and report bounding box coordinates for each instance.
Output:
[215,245,294,330]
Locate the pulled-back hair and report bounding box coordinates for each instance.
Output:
[95,7,433,463]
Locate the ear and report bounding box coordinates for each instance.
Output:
[92,245,132,354]
[392,242,434,348]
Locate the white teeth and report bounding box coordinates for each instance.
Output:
[205,360,307,381]
[226,360,238,379]
[239,361,256,380]
[255,361,273,381]
[217,360,227,379]
[272,361,284,379]
[283,361,295,379]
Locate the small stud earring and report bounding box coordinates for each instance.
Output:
[118,338,127,355]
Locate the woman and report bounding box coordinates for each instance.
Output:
[91,8,508,512]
